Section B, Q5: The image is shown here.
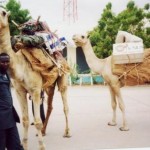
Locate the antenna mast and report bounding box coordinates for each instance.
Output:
[63,0,78,23]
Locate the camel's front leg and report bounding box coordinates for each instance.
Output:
[109,81,129,131]
[57,75,71,138]
[15,89,29,150]
[108,85,117,126]
[32,90,45,150]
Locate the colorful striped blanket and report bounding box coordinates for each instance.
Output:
[35,32,67,54]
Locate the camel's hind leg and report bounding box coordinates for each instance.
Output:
[31,89,45,150]
[41,83,56,136]
[57,75,71,137]
[115,87,129,131]
[14,87,29,150]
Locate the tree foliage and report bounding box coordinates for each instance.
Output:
[89,1,150,58]
[5,0,31,35]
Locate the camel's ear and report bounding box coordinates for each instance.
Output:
[7,11,10,17]
[87,34,90,39]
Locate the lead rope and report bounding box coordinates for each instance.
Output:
[118,54,150,81]
[41,48,67,75]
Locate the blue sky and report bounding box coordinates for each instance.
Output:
[2,0,150,43]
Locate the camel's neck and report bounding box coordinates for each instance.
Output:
[0,26,12,51]
[82,40,105,74]
[0,26,18,75]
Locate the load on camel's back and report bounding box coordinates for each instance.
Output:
[112,31,150,86]
[11,18,70,89]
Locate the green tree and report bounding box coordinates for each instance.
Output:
[89,1,150,58]
[5,0,31,35]
[89,2,117,58]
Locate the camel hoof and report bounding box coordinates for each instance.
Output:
[42,132,46,136]
[41,130,46,136]
[31,122,34,125]
[63,133,71,138]
[22,144,28,150]
[22,138,28,150]
[39,145,46,150]
[119,127,129,131]
[108,122,117,126]
[36,133,46,136]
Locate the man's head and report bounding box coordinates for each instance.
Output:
[0,53,10,74]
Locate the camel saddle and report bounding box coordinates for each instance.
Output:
[112,48,150,86]
[11,36,70,89]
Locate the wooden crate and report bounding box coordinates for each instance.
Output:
[112,42,144,64]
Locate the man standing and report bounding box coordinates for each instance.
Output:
[0,53,24,150]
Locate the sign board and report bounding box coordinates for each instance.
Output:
[113,42,144,64]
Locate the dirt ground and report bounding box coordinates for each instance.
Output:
[12,85,150,150]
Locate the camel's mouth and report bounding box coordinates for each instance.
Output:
[72,36,83,46]
[72,39,81,46]
[74,41,80,46]
[74,41,79,44]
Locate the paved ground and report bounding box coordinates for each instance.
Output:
[12,85,150,150]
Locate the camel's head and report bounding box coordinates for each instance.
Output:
[72,34,89,47]
[0,7,10,29]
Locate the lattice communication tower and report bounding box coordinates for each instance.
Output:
[63,0,78,23]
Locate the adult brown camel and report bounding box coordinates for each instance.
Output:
[72,34,150,131]
[0,7,70,150]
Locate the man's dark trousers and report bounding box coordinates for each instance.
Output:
[0,125,23,150]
